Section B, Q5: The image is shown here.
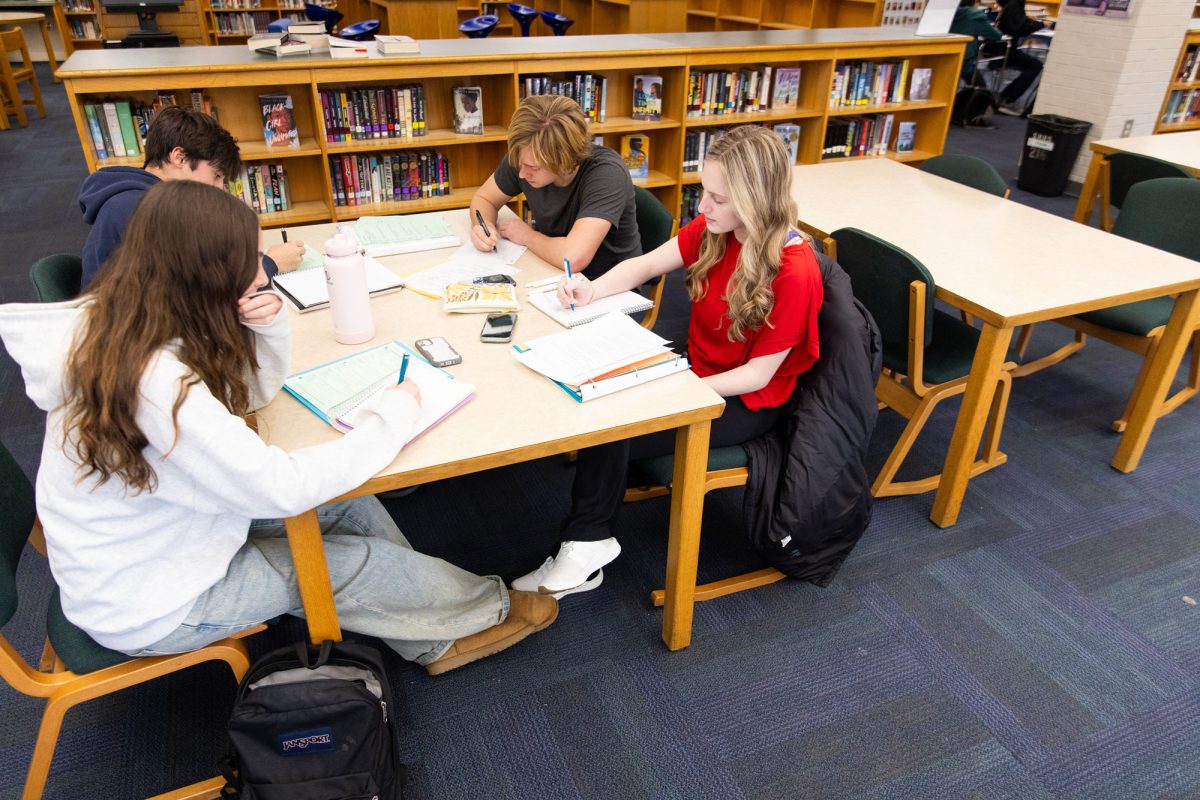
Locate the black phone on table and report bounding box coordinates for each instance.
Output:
[480,312,516,343]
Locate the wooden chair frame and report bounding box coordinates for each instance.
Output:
[872,280,1015,497]
[5,522,263,800]
[625,469,786,607]
[0,26,46,129]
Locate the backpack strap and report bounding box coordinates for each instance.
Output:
[295,639,334,669]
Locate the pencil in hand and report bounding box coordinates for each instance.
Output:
[564,258,574,311]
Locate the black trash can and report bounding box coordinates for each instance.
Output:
[1017,114,1092,197]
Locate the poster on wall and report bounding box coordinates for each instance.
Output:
[1062,0,1133,18]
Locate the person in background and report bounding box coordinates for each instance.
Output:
[78,106,305,289]
[950,0,1044,117]
[468,94,640,279]
[3,180,557,676]
[513,125,823,597]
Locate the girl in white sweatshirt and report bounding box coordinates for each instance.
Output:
[0,180,555,676]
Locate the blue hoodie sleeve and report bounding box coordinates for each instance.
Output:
[81,189,147,289]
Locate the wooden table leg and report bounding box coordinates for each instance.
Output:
[38,19,59,82]
[661,419,711,651]
[1112,288,1200,473]
[284,509,343,644]
[930,323,1014,528]
[1073,149,1104,225]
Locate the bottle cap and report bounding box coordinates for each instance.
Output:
[324,231,358,258]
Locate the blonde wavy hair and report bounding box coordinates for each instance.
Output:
[505,94,593,176]
[686,126,798,343]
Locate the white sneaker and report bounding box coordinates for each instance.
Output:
[511,557,605,598]
[538,538,621,594]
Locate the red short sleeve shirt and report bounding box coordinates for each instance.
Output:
[676,214,823,411]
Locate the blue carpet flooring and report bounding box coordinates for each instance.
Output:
[1,66,1198,799]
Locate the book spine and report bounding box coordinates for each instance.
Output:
[83,104,108,160]
[101,102,126,158]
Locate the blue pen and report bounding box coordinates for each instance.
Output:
[564,258,574,311]
[397,353,410,384]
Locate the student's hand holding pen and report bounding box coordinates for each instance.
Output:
[557,272,595,309]
[387,379,422,405]
[266,241,306,273]
[470,210,499,253]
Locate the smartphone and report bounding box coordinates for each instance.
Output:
[473,274,517,285]
[481,312,517,343]
[414,337,462,367]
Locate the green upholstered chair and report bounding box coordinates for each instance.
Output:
[633,186,675,330]
[1050,177,1200,432]
[919,154,1010,198]
[1099,152,1193,232]
[0,436,262,800]
[831,227,1016,497]
[29,254,82,303]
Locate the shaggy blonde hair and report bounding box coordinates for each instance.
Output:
[506,94,593,176]
[686,126,798,343]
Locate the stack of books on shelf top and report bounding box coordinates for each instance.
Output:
[686,66,800,117]
[248,31,311,56]
[82,92,215,161]
[519,74,607,123]
[320,86,427,141]
[830,61,928,108]
[328,152,452,208]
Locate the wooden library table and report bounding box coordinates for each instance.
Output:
[254,211,724,651]
[0,10,59,81]
[791,158,1200,527]
[1073,130,1200,229]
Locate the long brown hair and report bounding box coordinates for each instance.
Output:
[64,180,261,492]
[685,126,798,342]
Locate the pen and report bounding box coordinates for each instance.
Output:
[398,353,410,384]
[475,209,495,252]
[564,258,574,311]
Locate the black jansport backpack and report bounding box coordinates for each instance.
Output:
[221,640,403,800]
[952,86,996,128]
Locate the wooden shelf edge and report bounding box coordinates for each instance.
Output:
[324,126,510,152]
[334,189,477,218]
[686,9,718,17]
[685,107,822,126]
[827,99,946,116]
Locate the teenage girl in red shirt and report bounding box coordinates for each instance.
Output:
[512,125,824,598]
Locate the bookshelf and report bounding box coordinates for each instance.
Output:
[53,0,209,50]
[1155,21,1200,133]
[58,29,966,229]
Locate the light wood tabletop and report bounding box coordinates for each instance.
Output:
[791,158,1200,526]
[257,209,725,651]
[1074,130,1200,228]
[0,10,59,80]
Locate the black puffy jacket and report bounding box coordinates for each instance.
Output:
[741,253,882,586]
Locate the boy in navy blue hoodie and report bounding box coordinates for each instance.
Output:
[78,106,304,288]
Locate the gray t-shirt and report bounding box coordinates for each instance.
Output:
[493,146,641,277]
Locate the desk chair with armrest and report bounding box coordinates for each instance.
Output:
[1048,177,1200,432]
[633,186,674,331]
[831,227,1018,497]
[0,437,264,800]
[29,254,82,303]
[1097,152,1193,233]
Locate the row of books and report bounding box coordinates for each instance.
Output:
[63,0,96,11]
[681,122,800,172]
[212,11,271,34]
[1176,44,1200,84]
[519,73,608,123]
[1162,89,1200,126]
[685,67,800,117]
[226,163,292,215]
[879,0,926,27]
[680,185,701,227]
[82,93,215,160]
[328,152,452,207]
[823,115,915,159]
[830,60,924,108]
[68,19,100,39]
[318,86,428,142]
[208,0,262,8]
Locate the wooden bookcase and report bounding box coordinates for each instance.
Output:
[58,29,966,229]
[53,0,208,52]
[1155,22,1200,133]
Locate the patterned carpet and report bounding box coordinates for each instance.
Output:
[1,65,1198,799]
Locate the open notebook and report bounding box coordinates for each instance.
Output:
[273,250,406,313]
[283,341,474,437]
[527,288,652,328]
[351,213,460,257]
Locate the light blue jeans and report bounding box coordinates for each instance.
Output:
[127,497,508,666]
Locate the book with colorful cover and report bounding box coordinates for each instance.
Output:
[259,93,300,148]
[771,68,802,110]
[909,68,932,101]
[452,86,484,135]
[632,74,663,121]
[620,134,650,179]
[773,124,800,163]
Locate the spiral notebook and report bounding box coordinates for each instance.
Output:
[283,341,474,437]
[527,288,653,328]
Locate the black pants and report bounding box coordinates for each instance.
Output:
[981,43,1043,104]
[563,396,785,542]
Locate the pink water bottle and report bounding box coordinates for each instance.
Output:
[323,229,375,345]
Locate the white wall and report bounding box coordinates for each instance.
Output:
[1032,0,1194,183]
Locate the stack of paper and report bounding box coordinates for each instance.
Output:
[376,34,419,54]
[527,288,652,328]
[352,213,461,257]
[401,240,527,299]
[328,36,373,59]
[512,312,688,402]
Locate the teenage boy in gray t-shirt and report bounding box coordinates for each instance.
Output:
[468,95,640,278]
